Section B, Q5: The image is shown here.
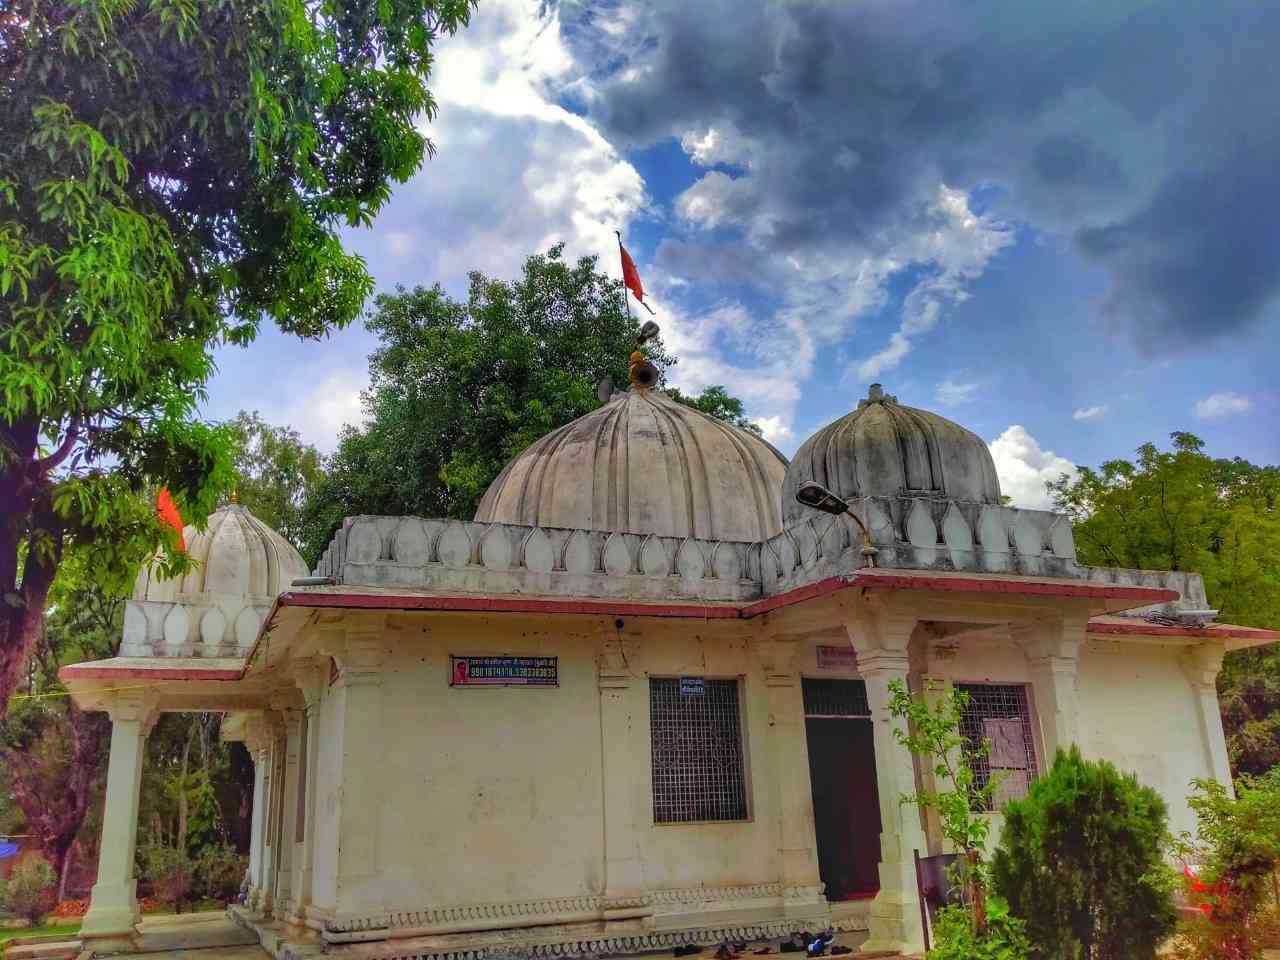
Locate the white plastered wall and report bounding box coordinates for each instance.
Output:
[1075,640,1214,839]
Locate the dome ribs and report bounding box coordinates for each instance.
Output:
[475,388,787,542]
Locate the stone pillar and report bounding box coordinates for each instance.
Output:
[290,660,328,925]
[1183,643,1234,794]
[597,632,651,926]
[253,714,282,914]
[754,636,824,915]
[847,610,927,955]
[332,619,387,918]
[80,692,157,948]
[244,720,267,905]
[1016,616,1085,761]
[272,702,304,918]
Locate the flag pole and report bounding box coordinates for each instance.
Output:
[615,230,634,321]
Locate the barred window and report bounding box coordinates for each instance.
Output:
[802,678,870,718]
[650,678,748,823]
[955,683,1038,811]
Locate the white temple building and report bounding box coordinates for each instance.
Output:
[61,364,1279,959]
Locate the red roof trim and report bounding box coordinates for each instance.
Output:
[1089,621,1280,641]
[850,572,1180,604]
[276,573,1178,623]
[278,591,741,619]
[58,665,244,681]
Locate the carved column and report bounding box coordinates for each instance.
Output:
[290,659,328,924]
[331,617,388,918]
[1183,643,1233,794]
[754,636,824,915]
[272,699,304,918]
[847,608,926,955]
[1016,616,1085,760]
[244,716,268,907]
[254,712,283,914]
[81,692,158,948]
[597,632,651,925]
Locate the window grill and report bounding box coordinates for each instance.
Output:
[955,683,1038,811]
[803,678,871,718]
[650,678,748,823]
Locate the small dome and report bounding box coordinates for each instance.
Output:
[782,384,1001,527]
[476,387,788,542]
[134,501,309,601]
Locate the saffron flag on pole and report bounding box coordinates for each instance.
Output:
[157,487,186,553]
[617,234,656,315]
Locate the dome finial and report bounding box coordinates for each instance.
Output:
[859,383,897,408]
[628,320,661,388]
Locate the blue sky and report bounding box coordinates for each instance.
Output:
[202,0,1280,509]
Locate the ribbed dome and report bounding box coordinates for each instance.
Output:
[782,384,1001,527]
[476,386,789,542]
[134,501,309,601]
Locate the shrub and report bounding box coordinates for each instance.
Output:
[991,745,1177,959]
[143,845,195,913]
[928,897,1030,960]
[1,855,57,924]
[195,846,247,903]
[1168,767,1280,960]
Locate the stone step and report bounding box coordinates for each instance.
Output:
[5,939,84,960]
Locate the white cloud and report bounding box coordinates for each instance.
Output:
[277,372,368,454]
[1195,392,1252,420]
[936,377,985,406]
[1072,404,1110,422]
[751,415,793,446]
[853,186,1014,382]
[340,0,648,294]
[988,425,1077,511]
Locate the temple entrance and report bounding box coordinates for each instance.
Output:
[803,679,882,901]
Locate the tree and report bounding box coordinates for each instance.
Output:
[296,246,760,564]
[0,0,476,712]
[0,549,120,899]
[666,385,763,436]
[992,746,1178,960]
[1050,434,1280,777]
[227,411,323,551]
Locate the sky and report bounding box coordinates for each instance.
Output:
[202,0,1280,510]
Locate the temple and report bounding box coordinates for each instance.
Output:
[61,362,1279,958]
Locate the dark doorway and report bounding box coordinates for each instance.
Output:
[803,679,882,901]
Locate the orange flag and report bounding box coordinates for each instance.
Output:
[157,488,186,553]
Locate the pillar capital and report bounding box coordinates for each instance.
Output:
[844,601,918,657]
[599,630,638,690]
[292,657,330,711]
[102,689,160,726]
[1182,643,1226,692]
[1013,616,1086,663]
[751,634,799,686]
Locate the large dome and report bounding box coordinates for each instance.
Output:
[476,386,788,542]
[782,384,1001,527]
[134,500,309,602]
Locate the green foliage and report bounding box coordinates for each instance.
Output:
[888,678,994,916]
[1169,768,1280,960]
[194,846,247,903]
[991,746,1178,960]
[296,245,760,564]
[928,898,1031,960]
[665,385,763,436]
[1050,433,1280,777]
[1,855,57,924]
[227,411,322,550]
[142,844,195,912]
[0,0,475,708]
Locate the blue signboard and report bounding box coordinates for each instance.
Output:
[679,677,705,696]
